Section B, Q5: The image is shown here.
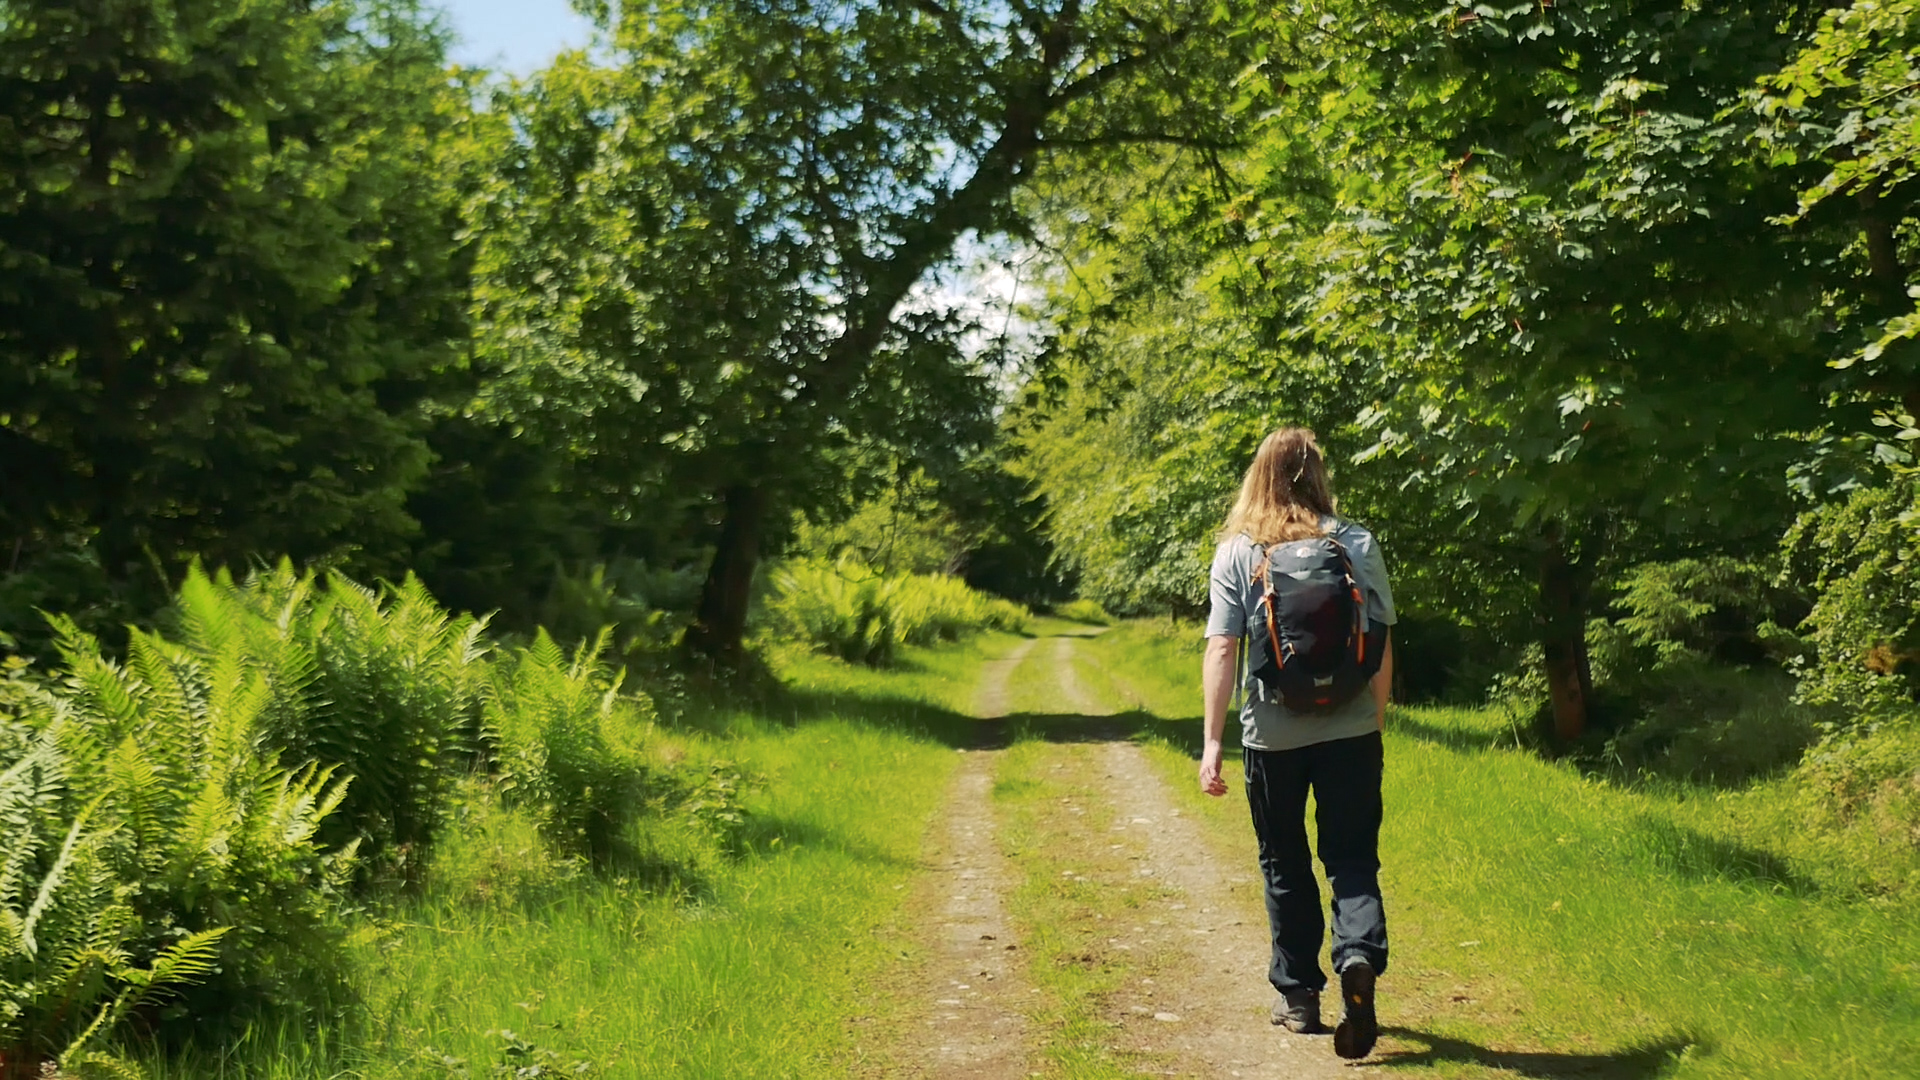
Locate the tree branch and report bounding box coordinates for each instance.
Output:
[1038,130,1239,151]
[1049,25,1191,107]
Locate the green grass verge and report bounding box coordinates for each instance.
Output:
[1088,621,1920,1080]
[142,637,997,1079]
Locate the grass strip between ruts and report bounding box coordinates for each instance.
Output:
[992,738,1172,1079]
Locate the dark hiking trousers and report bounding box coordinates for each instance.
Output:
[1244,730,1387,995]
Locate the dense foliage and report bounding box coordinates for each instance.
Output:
[1016,0,1919,741]
[0,0,478,622]
[767,557,1030,667]
[0,569,687,1073]
[2,0,1919,1066]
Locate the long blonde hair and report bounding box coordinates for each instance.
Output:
[1220,427,1335,545]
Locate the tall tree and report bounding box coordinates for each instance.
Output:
[473,0,1255,659]
[0,0,475,615]
[1020,0,1877,737]
[1223,0,1842,736]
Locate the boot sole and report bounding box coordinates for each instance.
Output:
[1333,963,1377,1060]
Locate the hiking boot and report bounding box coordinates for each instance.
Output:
[1333,959,1378,1059]
[1271,988,1324,1034]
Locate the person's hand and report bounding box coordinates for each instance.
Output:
[1198,741,1228,798]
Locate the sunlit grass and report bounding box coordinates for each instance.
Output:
[1091,621,1920,1079]
[134,620,1920,1079]
[147,664,976,1078]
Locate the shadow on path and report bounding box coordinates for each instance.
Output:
[1373,1027,1697,1079]
[752,672,1204,751]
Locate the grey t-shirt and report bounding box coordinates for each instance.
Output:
[1205,520,1397,751]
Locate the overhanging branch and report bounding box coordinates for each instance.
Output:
[1049,25,1190,108]
[1039,130,1239,151]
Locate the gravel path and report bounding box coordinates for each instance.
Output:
[903,631,1373,1078]
[1099,738,1369,1078]
[1057,630,1371,1078]
[907,637,1038,1079]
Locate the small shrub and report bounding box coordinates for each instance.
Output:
[1796,722,1920,845]
[0,724,228,1076]
[1597,662,1820,785]
[888,572,1029,645]
[170,563,489,881]
[767,558,1028,666]
[1613,557,1791,666]
[484,629,656,861]
[532,561,690,674]
[766,558,897,665]
[3,615,358,1055]
[426,778,582,909]
[674,760,757,856]
[1054,599,1113,626]
[1781,478,1920,736]
[1490,629,1819,786]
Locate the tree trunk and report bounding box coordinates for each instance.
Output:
[1858,182,1907,313]
[1538,527,1593,742]
[684,484,768,662]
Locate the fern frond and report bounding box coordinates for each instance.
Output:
[0,905,26,959]
[264,763,350,849]
[49,620,143,735]
[0,736,63,906]
[172,564,236,660]
[101,736,164,867]
[168,780,236,884]
[125,631,201,754]
[140,927,228,995]
[21,802,98,959]
[55,1048,149,1080]
[58,925,220,1075]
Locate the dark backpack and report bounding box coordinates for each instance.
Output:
[1244,535,1387,714]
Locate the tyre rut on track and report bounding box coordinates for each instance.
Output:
[1054,632,1372,1078]
[902,636,1037,1079]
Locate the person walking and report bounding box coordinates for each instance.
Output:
[1197,426,1395,1060]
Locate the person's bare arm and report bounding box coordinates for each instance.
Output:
[1371,631,1393,730]
[1199,634,1236,796]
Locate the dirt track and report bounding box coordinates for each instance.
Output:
[903,631,1374,1078]
[910,637,1035,1079]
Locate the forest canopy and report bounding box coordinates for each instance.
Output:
[2,0,1920,1072]
[0,0,1916,738]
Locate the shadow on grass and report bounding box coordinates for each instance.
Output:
[740,667,1212,752]
[734,811,921,870]
[604,846,713,900]
[1374,1027,1696,1078]
[1634,816,1820,897]
[1389,710,1513,753]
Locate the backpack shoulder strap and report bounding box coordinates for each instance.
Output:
[1246,537,1275,590]
[1234,631,1247,714]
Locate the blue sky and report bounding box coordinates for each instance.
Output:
[434,0,597,75]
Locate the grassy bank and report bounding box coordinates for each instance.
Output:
[142,639,997,1079]
[1089,622,1920,1079]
